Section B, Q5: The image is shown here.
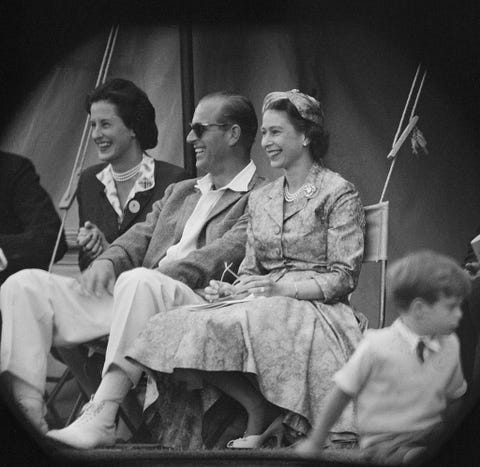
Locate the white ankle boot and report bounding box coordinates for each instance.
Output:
[17,398,48,435]
[46,399,118,449]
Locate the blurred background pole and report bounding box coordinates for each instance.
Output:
[179,21,196,178]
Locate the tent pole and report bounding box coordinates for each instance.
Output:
[48,25,119,272]
[179,21,196,178]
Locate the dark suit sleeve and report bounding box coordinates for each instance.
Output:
[0,157,67,279]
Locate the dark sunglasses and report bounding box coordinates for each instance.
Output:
[189,122,229,138]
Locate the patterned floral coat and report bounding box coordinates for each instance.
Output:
[239,162,365,301]
[127,163,366,449]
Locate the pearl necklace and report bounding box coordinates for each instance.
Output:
[111,161,142,182]
[284,185,306,202]
[284,182,317,202]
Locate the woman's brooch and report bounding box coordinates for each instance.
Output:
[304,184,317,199]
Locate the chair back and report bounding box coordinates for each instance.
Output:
[363,201,389,328]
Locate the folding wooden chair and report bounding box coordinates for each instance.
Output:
[363,201,389,329]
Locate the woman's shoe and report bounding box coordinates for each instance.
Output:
[227,434,263,449]
[46,399,118,449]
[226,415,285,450]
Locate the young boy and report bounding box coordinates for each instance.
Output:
[296,250,471,465]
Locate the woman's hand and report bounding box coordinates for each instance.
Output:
[77,221,109,260]
[204,280,235,302]
[233,275,292,298]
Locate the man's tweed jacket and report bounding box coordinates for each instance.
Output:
[98,171,265,289]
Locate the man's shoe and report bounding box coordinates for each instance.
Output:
[46,399,118,449]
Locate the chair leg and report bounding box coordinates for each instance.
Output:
[56,347,101,397]
[45,368,76,427]
[45,368,73,407]
[65,392,87,426]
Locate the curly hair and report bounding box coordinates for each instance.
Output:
[86,78,158,150]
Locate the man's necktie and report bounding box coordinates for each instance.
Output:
[416,340,426,363]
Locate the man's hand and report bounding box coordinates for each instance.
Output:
[77,221,109,260]
[204,280,235,302]
[77,260,115,297]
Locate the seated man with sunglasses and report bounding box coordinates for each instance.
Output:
[0,91,265,439]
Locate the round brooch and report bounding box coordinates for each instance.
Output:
[304,184,317,199]
[128,200,140,214]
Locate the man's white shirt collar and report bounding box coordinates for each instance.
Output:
[195,160,256,195]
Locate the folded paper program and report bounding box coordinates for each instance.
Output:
[181,293,257,311]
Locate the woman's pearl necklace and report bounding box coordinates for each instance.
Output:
[284,184,307,202]
[111,161,142,182]
[284,182,317,202]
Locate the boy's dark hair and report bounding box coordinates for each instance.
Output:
[387,249,471,312]
[86,78,158,151]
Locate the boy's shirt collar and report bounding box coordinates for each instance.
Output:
[394,318,441,353]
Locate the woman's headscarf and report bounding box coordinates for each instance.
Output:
[262,89,324,127]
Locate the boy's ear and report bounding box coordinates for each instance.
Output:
[410,297,427,319]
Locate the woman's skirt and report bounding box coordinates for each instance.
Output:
[126,296,365,448]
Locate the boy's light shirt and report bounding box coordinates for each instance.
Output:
[395,318,441,357]
[334,318,466,448]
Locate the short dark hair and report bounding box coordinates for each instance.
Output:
[200,92,258,152]
[86,78,158,150]
[387,250,471,312]
[263,98,329,162]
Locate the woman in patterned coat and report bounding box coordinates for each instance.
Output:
[124,90,366,448]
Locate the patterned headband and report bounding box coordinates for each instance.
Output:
[262,89,324,126]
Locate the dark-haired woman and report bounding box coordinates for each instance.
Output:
[77,78,187,270]
[123,90,367,448]
[0,78,186,435]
